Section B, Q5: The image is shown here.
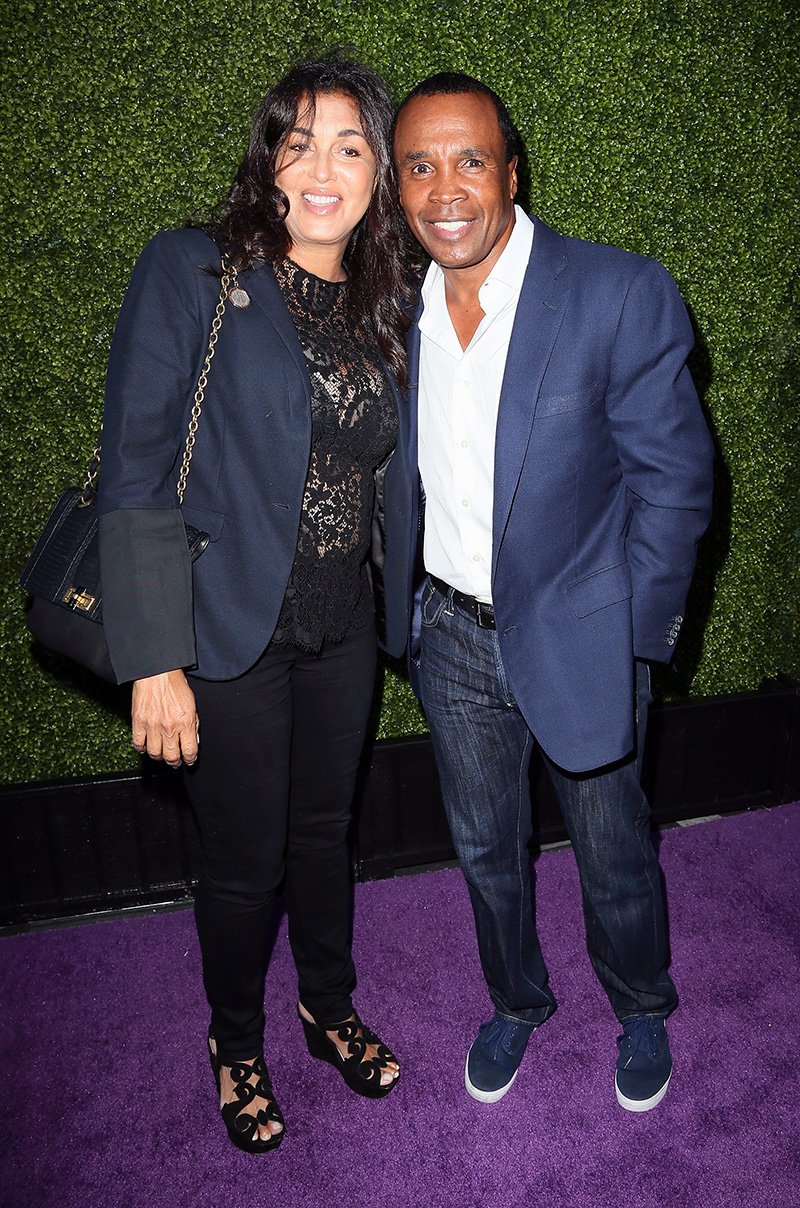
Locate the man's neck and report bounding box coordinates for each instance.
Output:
[441,270,487,351]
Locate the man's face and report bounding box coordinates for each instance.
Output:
[394,91,518,276]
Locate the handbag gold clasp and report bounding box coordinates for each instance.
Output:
[63,586,97,612]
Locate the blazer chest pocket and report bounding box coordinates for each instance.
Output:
[536,380,602,417]
[566,561,632,618]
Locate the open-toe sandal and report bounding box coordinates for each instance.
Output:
[298,1007,399,1099]
[208,1032,285,1153]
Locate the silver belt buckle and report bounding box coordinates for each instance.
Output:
[476,601,494,628]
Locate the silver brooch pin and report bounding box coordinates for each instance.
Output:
[229,287,251,309]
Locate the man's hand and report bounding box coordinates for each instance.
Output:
[131,669,199,767]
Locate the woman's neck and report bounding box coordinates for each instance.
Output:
[286,243,347,283]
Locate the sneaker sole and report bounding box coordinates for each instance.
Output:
[464,1055,518,1103]
[615,1069,672,1112]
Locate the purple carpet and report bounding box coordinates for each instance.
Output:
[2,804,798,1208]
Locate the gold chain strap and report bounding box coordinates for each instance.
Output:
[82,259,236,501]
[176,261,235,503]
[82,442,102,492]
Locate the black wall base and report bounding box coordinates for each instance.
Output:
[2,676,798,929]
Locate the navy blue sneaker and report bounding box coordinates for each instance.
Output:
[615,1016,672,1112]
[465,1014,535,1103]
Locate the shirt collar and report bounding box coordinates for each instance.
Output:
[482,206,534,296]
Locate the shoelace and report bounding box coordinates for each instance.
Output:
[480,1017,523,1054]
[620,1018,662,1060]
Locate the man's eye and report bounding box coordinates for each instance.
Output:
[464,158,483,168]
[410,163,431,175]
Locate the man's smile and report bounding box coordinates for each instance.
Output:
[425,217,476,239]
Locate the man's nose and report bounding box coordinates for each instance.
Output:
[429,167,466,205]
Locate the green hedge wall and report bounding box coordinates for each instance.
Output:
[1,0,797,785]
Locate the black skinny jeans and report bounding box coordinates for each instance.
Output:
[184,624,376,1064]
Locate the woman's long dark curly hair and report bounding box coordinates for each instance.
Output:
[205,55,412,386]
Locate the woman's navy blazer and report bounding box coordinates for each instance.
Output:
[98,228,412,683]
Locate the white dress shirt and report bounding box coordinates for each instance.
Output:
[418,206,534,603]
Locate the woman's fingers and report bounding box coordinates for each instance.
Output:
[131,720,147,754]
[131,669,199,766]
[173,713,199,766]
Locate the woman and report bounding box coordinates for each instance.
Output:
[97,56,412,1153]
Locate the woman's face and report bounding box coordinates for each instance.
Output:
[276,91,378,279]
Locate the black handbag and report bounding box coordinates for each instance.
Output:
[19,261,237,683]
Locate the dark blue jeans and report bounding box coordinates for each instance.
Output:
[419,577,677,1027]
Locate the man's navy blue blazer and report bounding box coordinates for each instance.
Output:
[98,227,413,683]
[404,215,714,773]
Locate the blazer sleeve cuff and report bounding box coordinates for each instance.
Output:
[633,607,687,664]
[99,508,197,682]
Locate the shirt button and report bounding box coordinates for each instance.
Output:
[462,499,469,507]
[461,440,469,448]
[472,554,481,562]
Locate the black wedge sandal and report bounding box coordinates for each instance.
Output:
[298,1006,399,1099]
[208,1033,285,1153]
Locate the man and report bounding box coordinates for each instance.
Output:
[393,74,713,1111]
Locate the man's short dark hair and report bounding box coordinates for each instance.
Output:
[395,72,520,163]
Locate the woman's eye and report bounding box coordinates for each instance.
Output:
[288,141,309,154]
[341,145,361,157]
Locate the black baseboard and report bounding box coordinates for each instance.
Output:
[2,676,798,929]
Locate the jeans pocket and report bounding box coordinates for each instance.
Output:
[421,577,447,628]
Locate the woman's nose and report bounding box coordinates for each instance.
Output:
[308,150,335,183]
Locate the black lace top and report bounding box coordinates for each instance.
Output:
[270,259,397,652]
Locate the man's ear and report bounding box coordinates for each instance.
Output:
[509,156,519,199]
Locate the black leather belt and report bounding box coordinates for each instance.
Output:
[429,575,496,629]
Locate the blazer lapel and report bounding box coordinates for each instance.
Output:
[243,260,311,385]
[492,218,571,574]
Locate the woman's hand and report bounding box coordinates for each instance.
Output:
[131,669,199,768]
